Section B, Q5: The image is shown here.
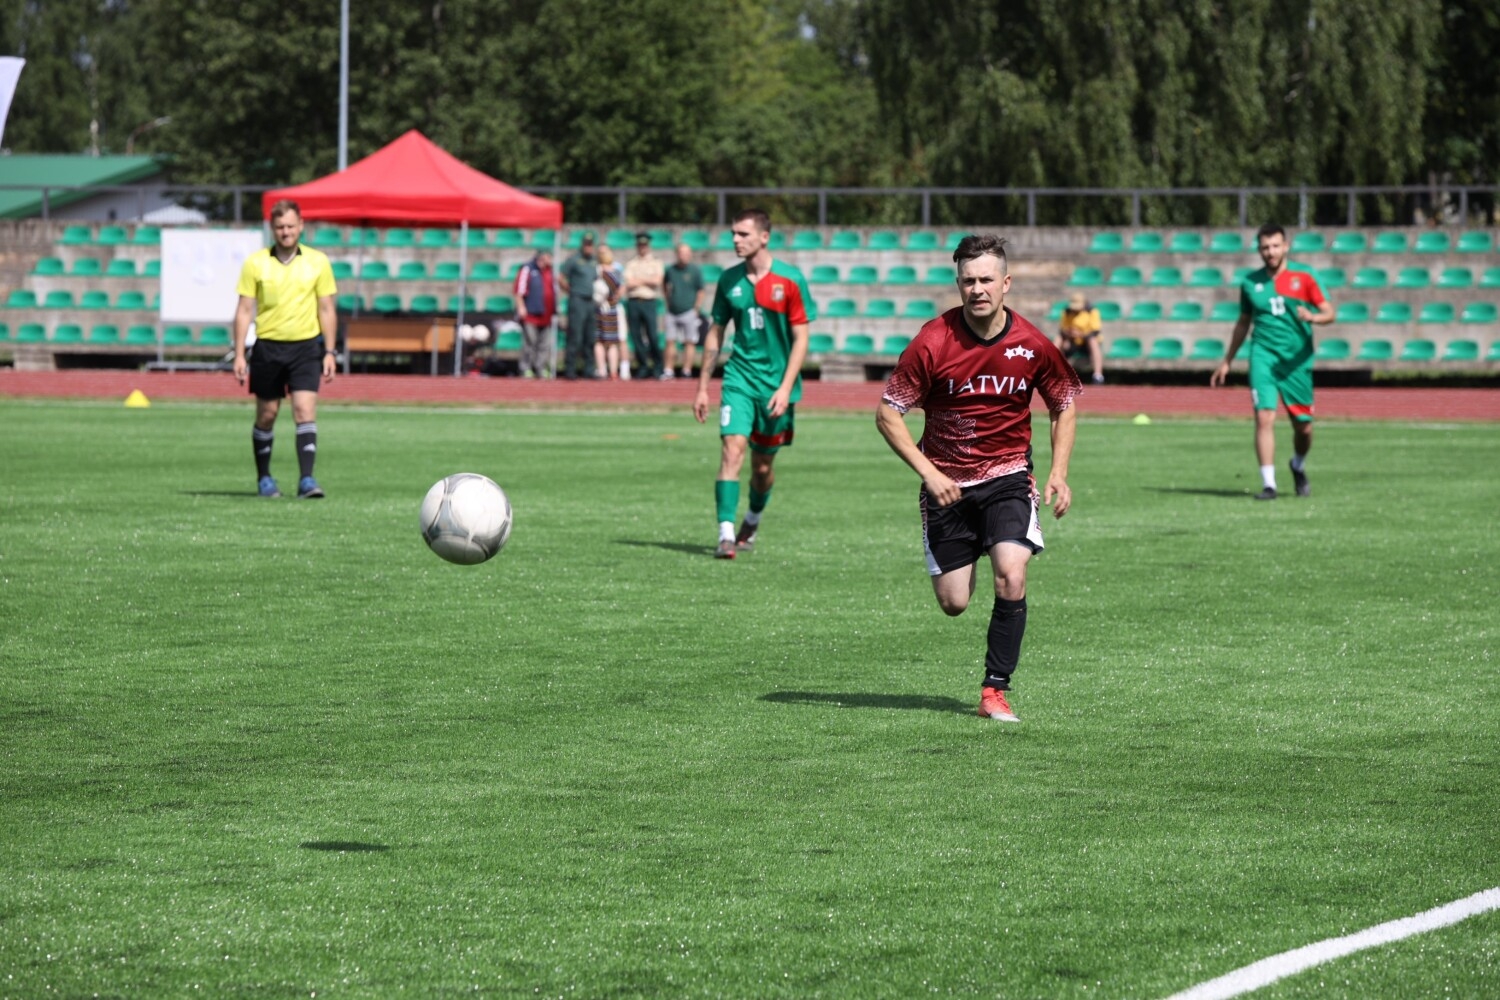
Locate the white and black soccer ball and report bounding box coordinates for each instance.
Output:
[419,473,512,565]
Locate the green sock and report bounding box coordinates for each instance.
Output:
[748,487,771,514]
[715,480,740,524]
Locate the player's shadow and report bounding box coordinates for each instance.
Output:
[761,691,971,715]
[1144,486,1250,498]
[180,490,266,499]
[614,539,716,556]
[299,841,390,853]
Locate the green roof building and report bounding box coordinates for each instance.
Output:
[0,154,166,220]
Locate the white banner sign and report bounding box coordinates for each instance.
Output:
[0,57,25,148]
[160,228,265,324]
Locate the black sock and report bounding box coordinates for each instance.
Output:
[295,422,317,479]
[253,426,274,479]
[983,597,1027,690]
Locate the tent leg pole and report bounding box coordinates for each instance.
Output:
[454,222,468,377]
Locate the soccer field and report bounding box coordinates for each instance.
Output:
[2,400,1496,998]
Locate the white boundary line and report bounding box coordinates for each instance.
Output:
[1163,886,1500,1000]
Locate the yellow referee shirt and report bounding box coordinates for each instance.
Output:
[235,245,337,342]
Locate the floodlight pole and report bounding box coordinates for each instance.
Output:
[337,0,349,171]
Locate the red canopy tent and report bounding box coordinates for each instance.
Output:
[263,130,564,374]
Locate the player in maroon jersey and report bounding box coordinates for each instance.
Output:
[876,234,1081,722]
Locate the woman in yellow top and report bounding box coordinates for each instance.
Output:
[1055,291,1105,384]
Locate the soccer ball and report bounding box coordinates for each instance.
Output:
[419,473,512,565]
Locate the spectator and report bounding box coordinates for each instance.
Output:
[623,231,665,379]
[513,250,555,378]
[593,246,624,380]
[557,232,599,379]
[662,242,705,379]
[1056,291,1106,384]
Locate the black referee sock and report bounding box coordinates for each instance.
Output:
[295,422,317,479]
[983,597,1027,690]
[252,426,274,479]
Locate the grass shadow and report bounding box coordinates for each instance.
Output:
[181,491,265,499]
[1143,487,1250,498]
[299,841,390,853]
[614,539,715,556]
[761,691,971,715]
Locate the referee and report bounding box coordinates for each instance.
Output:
[232,199,338,499]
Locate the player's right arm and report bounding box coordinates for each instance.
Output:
[876,402,961,506]
[232,294,256,384]
[693,322,723,423]
[1210,313,1252,387]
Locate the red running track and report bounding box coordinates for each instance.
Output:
[1,369,1496,421]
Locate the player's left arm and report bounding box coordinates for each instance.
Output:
[767,321,809,418]
[318,295,338,378]
[1044,402,1076,518]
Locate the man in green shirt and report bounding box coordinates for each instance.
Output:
[663,243,705,380]
[692,209,817,559]
[556,233,599,379]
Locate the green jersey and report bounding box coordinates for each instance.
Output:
[710,259,817,401]
[1238,262,1328,362]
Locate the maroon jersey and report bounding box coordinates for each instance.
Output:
[882,307,1081,485]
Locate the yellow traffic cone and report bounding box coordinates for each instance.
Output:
[124,389,151,408]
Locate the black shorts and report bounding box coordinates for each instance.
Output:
[249,337,324,400]
[920,469,1044,576]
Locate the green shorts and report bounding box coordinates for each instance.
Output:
[719,385,795,452]
[1249,349,1314,422]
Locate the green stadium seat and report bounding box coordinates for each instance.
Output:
[1209,302,1241,322]
[1130,232,1165,253]
[1456,231,1494,254]
[433,261,462,281]
[470,261,501,281]
[131,225,161,245]
[1069,266,1104,287]
[51,323,84,342]
[780,231,817,251]
[1290,232,1325,253]
[1393,267,1430,289]
[372,293,402,313]
[359,261,391,281]
[199,326,231,347]
[866,231,901,251]
[1128,302,1163,321]
[309,228,342,248]
[87,324,120,343]
[1188,338,1224,361]
[1147,337,1183,360]
[1419,303,1455,324]
[1168,233,1205,253]
[1168,302,1204,322]
[346,228,381,247]
[33,257,64,275]
[502,262,523,281]
[846,265,878,284]
[1209,233,1245,254]
[807,333,836,353]
[1149,267,1184,287]
[809,265,840,284]
[944,232,969,251]
[902,300,938,320]
[447,295,477,312]
[701,264,723,283]
[1398,338,1436,361]
[1096,301,1123,321]
[880,335,912,354]
[1351,267,1388,289]
[142,259,160,277]
[0,322,9,341]
[419,229,455,248]
[96,226,128,245]
[1376,303,1412,323]
[1316,267,1347,290]
[841,333,875,354]
[1371,232,1408,253]
[1231,266,1256,283]
[104,259,137,278]
[605,230,635,250]
[1441,339,1480,362]
[648,229,673,250]
[886,266,919,284]
[1480,268,1500,289]
[824,299,857,318]
[408,294,440,313]
[116,291,148,310]
[1047,301,1066,321]
[490,329,522,351]
[124,325,156,345]
[59,225,92,245]
[1187,267,1223,287]
[1089,233,1125,253]
[1107,266,1144,287]
[530,230,559,249]
[71,258,103,277]
[1461,303,1497,323]
[905,232,940,251]
[484,295,515,313]
[1436,268,1472,289]
[336,294,363,312]
[828,231,862,251]
[1336,302,1370,322]
[6,289,36,308]
[1356,339,1393,361]
[162,325,192,346]
[924,265,956,285]
[491,230,527,250]
[765,232,787,251]
[864,299,896,318]
[1488,342,1500,362]
[1330,232,1367,253]
[43,290,75,308]
[1105,336,1142,360]
[711,231,735,251]
[1314,338,1351,361]
[16,322,45,342]
[395,261,428,281]
[1414,231,1450,254]
[381,228,415,248]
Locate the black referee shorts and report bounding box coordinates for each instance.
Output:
[248,337,324,400]
[920,470,1044,576]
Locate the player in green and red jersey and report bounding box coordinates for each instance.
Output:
[692,209,817,559]
[1211,223,1336,500]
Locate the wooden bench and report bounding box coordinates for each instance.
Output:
[344,317,455,354]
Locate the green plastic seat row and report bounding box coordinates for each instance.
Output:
[808,264,955,285]
[821,299,942,320]
[57,225,159,246]
[1089,232,1247,254]
[31,257,162,277]
[1090,229,1497,255]
[348,294,514,314]
[5,290,155,309]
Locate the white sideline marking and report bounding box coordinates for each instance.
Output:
[1163,886,1500,1000]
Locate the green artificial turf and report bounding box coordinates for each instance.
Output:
[1,401,1496,998]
